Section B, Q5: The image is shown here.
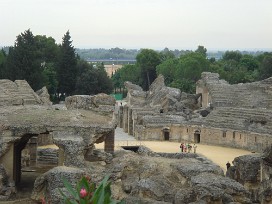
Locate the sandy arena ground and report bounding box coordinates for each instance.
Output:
[95,141,253,172]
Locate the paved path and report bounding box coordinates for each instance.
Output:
[105,127,254,172]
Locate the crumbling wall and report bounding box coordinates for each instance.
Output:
[0,79,43,106]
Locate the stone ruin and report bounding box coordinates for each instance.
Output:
[0,79,116,202]
[1,75,272,203]
[226,145,272,203]
[116,72,272,203]
[119,73,272,152]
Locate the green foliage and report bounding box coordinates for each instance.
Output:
[136,49,161,90]
[59,175,124,204]
[0,49,7,78]
[111,64,140,94]
[42,63,58,95]
[96,63,114,94]
[170,79,196,93]
[157,50,210,93]
[195,45,207,57]
[75,47,139,62]
[5,29,44,90]
[75,61,113,95]
[177,52,210,82]
[156,58,178,85]
[159,47,175,62]
[259,53,272,80]
[57,30,77,96]
[222,51,242,62]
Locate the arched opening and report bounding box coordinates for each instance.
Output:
[13,133,58,198]
[194,130,201,143]
[162,128,170,141]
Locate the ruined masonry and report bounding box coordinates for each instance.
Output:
[118,72,272,203]
[119,73,272,153]
[0,79,116,201]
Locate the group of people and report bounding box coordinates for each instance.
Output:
[180,143,197,153]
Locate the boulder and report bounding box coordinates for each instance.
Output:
[31,166,85,204]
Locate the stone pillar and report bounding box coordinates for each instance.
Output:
[28,136,37,165]
[123,106,128,133]
[118,106,124,128]
[104,130,114,154]
[53,131,85,168]
[128,108,133,135]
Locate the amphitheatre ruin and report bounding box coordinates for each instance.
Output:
[0,72,271,203]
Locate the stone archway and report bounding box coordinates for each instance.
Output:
[162,127,170,141]
[194,130,201,143]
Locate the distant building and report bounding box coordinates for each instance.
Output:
[104,64,123,77]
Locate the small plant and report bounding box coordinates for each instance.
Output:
[59,175,124,204]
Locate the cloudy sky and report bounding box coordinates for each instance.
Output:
[1,0,271,50]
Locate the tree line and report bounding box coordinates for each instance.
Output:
[0,29,113,101]
[112,46,272,93]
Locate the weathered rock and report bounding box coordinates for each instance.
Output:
[31,166,85,204]
[107,151,249,203]
[53,131,85,168]
[36,86,52,106]
[232,154,261,184]
[84,149,113,164]
[191,172,251,203]
[0,79,43,106]
[65,94,115,112]
[259,145,272,203]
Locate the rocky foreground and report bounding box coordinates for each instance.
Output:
[32,146,251,204]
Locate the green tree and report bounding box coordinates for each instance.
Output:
[75,60,98,95]
[176,52,210,82]
[5,29,43,90]
[96,63,113,94]
[136,49,161,90]
[222,51,242,62]
[42,62,58,96]
[57,31,77,96]
[195,45,207,57]
[159,47,175,62]
[259,53,272,79]
[0,49,7,78]
[156,58,178,85]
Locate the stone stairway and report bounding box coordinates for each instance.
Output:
[0,79,42,106]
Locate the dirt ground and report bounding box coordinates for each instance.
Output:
[96,141,253,172]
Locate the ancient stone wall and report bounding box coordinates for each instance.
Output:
[0,79,43,106]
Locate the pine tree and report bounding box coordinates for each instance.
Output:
[57,31,77,97]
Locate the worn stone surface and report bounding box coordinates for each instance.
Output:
[0,79,42,106]
[228,152,272,203]
[35,86,52,106]
[53,132,85,167]
[105,150,250,203]
[0,165,16,201]
[31,166,85,204]
[30,148,252,203]
[65,94,115,112]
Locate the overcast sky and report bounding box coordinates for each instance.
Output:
[1,0,272,50]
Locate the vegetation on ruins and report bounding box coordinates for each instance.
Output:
[0,29,113,101]
[59,175,124,204]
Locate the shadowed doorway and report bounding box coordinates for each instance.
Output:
[194,130,201,143]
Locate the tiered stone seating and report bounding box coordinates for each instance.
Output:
[200,107,272,134]
[0,79,42,106]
